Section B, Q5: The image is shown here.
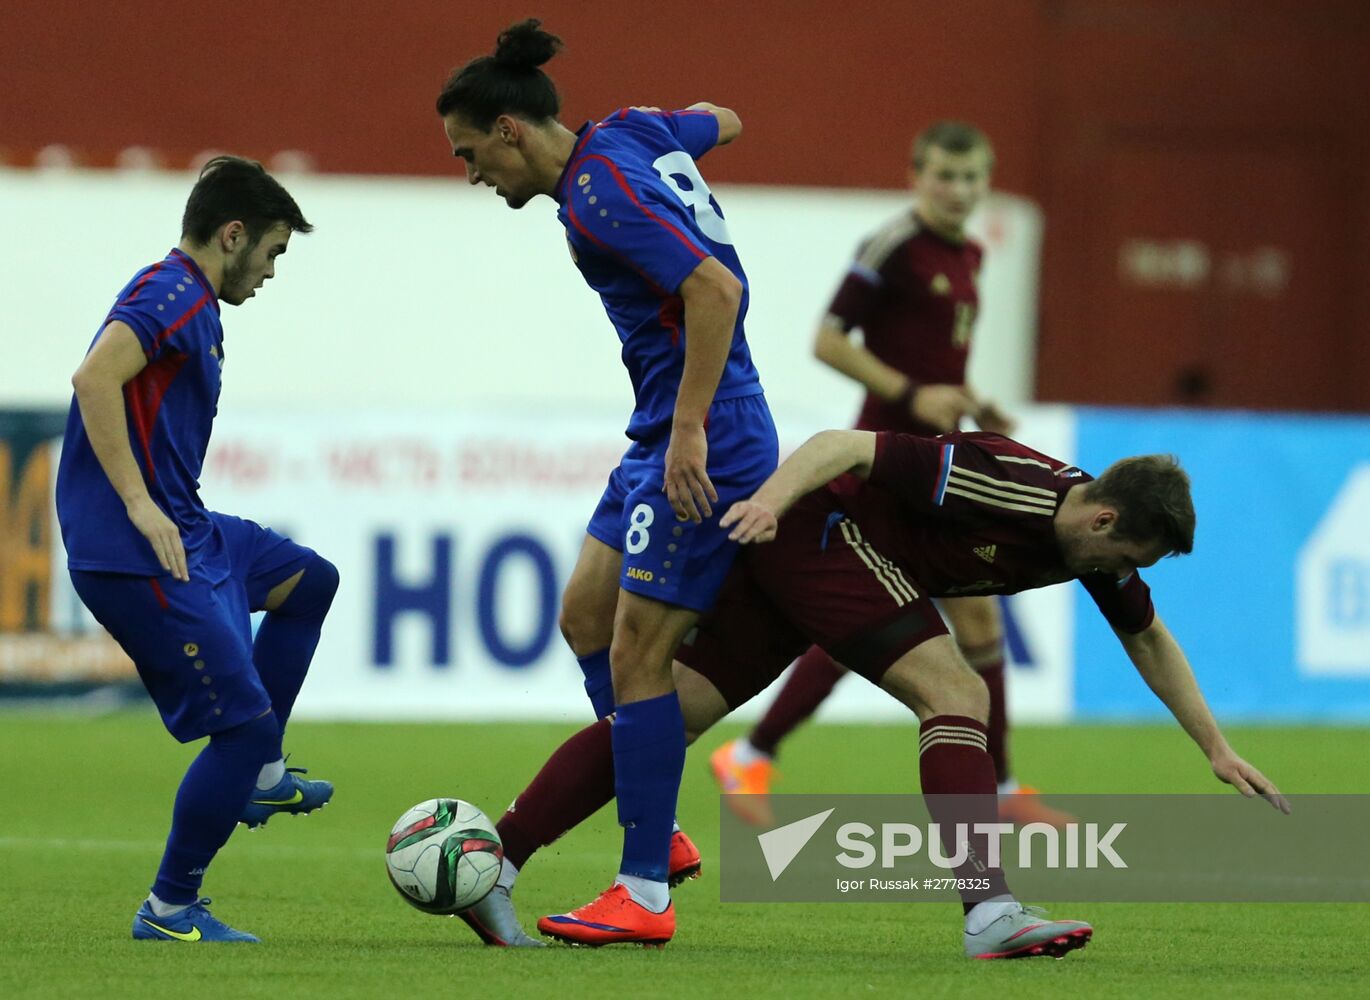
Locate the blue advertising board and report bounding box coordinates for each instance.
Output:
[1074,408,1370,721]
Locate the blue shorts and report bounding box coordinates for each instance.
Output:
[69,512,314,743]
[587,394,778,612]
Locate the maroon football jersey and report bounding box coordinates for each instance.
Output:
[825,210,983,434]
[835,431,1155,632]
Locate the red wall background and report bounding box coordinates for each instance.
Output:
[4,0,1367,411]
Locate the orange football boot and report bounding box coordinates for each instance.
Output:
[668,829,702,887]
[537,883,674,947]
[709,739,776,828]
[997,786,1077,829]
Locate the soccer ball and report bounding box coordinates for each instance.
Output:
[385,798,503,914]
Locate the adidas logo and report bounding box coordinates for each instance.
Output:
[973,544,997,564]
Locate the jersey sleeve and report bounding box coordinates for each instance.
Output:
[866,431,951,511]
[658,109,721,160]
[1080,571,1156,634]
[107,271,215,358]
[825,234,905,332]
[564,155,711,294]
[825,265,881,332]
[869,431,1066,522]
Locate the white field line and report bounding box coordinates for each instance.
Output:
[0,835,614,863]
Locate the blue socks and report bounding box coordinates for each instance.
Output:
[611,692,686,883]
[151,711,281,905]
[253,555,339,729]
[578,648,615,719]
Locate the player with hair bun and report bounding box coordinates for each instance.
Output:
[436,20,777,947]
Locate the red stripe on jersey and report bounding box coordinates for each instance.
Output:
[170,248,215,299]
[120,261,165,306]
[568,153,708,263]
[659,296,684,348]
[558,124,602,203]
[564,199,671,298]
[148,578,169,610]
[124,350,190,484]
[156,290,213,348]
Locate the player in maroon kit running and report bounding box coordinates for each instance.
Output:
[708,121,1058,827]
[459,428,1287,956]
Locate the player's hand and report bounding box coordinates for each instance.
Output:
[975,400,1016,436]
[125,494,189,582]
[911,384,978,432]
[664,422,717,523]
[1210,750,1291,814]
[720,500,777,544]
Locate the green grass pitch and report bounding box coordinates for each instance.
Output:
[1,713,1367,998]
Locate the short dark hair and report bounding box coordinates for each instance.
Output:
[1084,455,1196,556]
[911,121,995,172]
[435,19,563,130]
[181,156,313,247]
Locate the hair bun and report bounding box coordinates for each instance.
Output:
[494,19,562,71]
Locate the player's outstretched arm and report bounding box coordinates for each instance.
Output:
[686,102,742,144]
[71,322,189,581]
[721,430,877,543]
[1116,614,1289,813]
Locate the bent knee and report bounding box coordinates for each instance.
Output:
[272,553,339,615]
[917,665,989,722]
[310,555,341,601]
[881,640,990,722]
[559,599,613,657]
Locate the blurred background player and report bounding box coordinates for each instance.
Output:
[436,20,777,946]
[711,121,1067,827]
[55,157,338,942]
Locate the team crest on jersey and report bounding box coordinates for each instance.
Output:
[577,172,591,187]
[931,273,952,296]
[973,544,997,564]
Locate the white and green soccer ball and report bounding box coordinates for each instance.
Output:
[385,798,503,914]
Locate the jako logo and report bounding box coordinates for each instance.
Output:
[626,567,654,582]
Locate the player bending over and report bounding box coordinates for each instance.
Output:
[437,20,776,947]
[56,157,339,943]
[460,428,1287,956]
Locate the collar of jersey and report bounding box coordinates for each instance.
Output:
[168,248,222,313]
[554,121,600,205]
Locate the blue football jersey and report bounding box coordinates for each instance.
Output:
[556,108,764,443]
[56,248,231,580]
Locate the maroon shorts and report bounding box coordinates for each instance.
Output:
[677,489,948,710]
